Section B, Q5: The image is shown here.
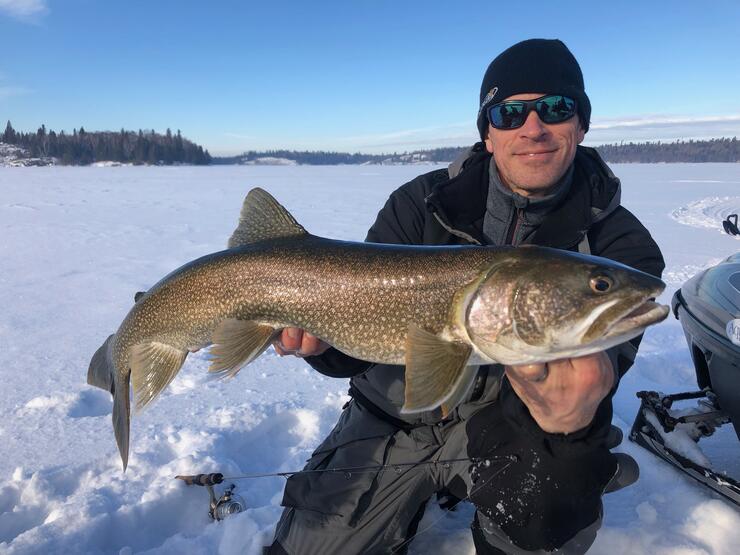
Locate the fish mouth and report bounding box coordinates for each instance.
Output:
[603,298,670,339]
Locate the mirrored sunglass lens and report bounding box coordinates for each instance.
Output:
[490,102,527,128]
[537,96,575,123]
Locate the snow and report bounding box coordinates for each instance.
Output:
[242,157,298,166]
[0,163,739,554]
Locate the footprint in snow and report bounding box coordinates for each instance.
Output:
[67,389,112,418]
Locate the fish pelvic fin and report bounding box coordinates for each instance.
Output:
[401,324,474,414]
[209,319,278,378]
[129,342,188,412]
[228,188,308,248]
[87,334,116,394]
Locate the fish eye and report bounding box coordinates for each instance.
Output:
[590,275,613,293]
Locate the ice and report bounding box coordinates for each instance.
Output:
[1,162,739,554]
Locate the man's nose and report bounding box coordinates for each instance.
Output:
[518,110,549,139]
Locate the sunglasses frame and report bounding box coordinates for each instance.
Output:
[487,94,577,130]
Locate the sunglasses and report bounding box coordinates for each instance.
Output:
[487,94,577,130]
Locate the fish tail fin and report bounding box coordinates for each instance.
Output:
[87,334,116,393]
[113,370,131,470]
[87,334,132,470]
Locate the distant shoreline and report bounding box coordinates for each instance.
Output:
[2,137,739,166]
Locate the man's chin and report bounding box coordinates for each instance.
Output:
[509,172,562,194]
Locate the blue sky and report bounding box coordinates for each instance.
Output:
[1,0,739,155]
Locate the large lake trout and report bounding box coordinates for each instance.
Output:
[89,188,669,469]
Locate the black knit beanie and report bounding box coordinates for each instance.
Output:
[476,39,591,139]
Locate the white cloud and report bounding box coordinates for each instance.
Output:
[584,114,740,145]
[214,114,740,155]
[0,0,48,20]
[335,122,477,153]
[590,114,740,130]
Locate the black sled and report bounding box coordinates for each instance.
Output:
[630,251,740,506]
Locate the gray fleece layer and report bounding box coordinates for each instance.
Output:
[483,158,574,246]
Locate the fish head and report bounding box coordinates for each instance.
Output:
[465,247,669,364]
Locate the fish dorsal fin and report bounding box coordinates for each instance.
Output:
[401,324,473,414]
[228,188,308,248]
[209,319,279,378]
[129,342,188,412]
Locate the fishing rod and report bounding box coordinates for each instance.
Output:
[175,455,517,521]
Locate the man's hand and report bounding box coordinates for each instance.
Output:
[273,327,330,357]
[505,352,615,434]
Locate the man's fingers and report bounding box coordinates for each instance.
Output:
[279,327,303,352]
[507,363,549,383]
[273,328,330,357]
[298,331,329,357]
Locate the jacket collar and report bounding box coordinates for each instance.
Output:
[424,144,621,249]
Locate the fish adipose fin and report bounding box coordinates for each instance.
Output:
[129,342,188,411]
[401,324,474,414]
[209,319,278,378]
[228,188,308,248]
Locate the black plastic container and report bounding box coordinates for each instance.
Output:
[672,252,740,439]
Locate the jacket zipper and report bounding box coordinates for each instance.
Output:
[505,208,523,245]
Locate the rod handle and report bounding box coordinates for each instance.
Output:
[175,473,224,486]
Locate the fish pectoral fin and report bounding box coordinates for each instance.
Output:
[209,319,278,378]
[439,365,478,418]
[227,188,308,248]
[401,324,473,414]
[129,342,188,412]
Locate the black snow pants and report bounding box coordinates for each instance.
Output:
[266,389,617,555]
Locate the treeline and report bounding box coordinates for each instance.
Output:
[215,138,740,165]
[2,121,211,165]
[213,150,385,165]
[212,147,465,165]
[595,138,740,163]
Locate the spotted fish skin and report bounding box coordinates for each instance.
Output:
[88,188,669,470]
[121,238,500,364]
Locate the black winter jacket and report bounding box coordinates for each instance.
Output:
[306,144,665,444]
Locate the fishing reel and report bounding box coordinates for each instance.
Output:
[175,473,247,521]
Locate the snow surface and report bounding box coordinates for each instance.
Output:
[0,163,739,555]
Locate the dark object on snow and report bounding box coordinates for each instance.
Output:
[723,214,739,236]
[630,252,740,506]
[631,390,740,505]
[674,252,740,435]
[175,473,246,520]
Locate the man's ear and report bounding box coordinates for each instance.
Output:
[484,127,495,153]
[577,119,586,145]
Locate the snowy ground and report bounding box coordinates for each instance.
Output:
[0,163,739,555]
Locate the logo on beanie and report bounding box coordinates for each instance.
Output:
[478,87,498,117]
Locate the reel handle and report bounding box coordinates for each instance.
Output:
[175,473,224,487]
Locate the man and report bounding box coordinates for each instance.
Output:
[266,39,664,554]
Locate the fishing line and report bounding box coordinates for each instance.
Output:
[220,457,480,481]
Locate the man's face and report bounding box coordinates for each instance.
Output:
[483,92,585,197]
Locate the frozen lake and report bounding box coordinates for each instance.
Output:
[0,163,738,554]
